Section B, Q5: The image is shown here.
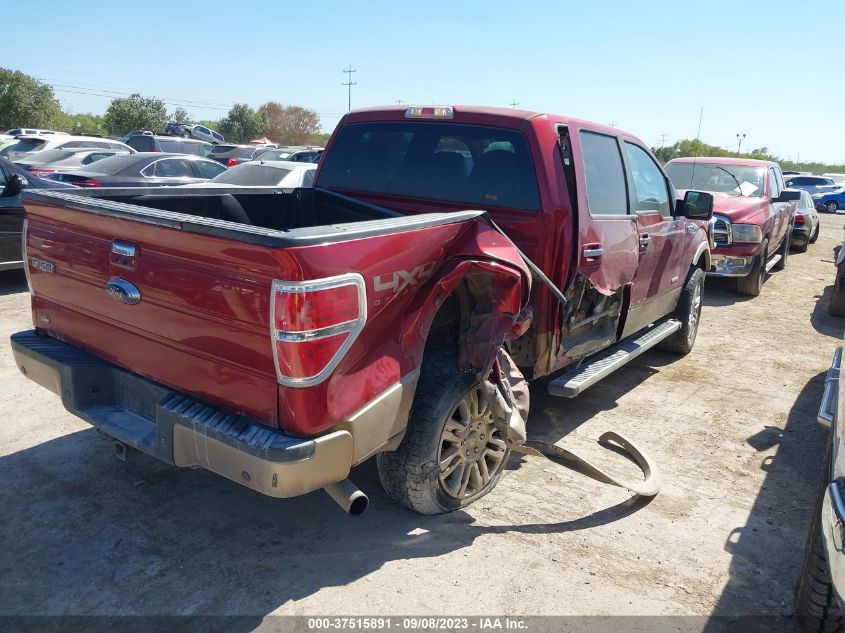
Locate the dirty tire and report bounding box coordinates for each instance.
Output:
[829,276,845,318]
[811,223,821,244]
[377,348,510,515]
[736,240,768,297]
[659,266,704,355]
[794,439,842,632]
[795,236,810,253]
[774,231,790,270]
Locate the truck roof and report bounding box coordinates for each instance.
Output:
[345,104,630,138]
[668,156,779,168]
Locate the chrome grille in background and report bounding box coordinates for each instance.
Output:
[710,215,731,246]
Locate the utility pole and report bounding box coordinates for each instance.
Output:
[658,133,668,148]
[342,65,357,112]
[509,99,519,109]
[736,132,746,156]
[395,99,404,105]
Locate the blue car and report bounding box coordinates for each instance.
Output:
[814,189,845,213]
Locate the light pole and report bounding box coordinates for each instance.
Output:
[736,133,746,156]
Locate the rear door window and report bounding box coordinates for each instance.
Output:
[158,139,184,153]
[126,136,153,152]
[579,130,628,216]
[194,160,226,179]
[317,121,541,210]
[154,159,196,178]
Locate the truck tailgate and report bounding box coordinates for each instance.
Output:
[24,199,282,424]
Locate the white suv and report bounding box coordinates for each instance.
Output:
[0,135,135,161]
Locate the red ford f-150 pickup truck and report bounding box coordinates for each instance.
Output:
[11,105,714,515]
[664,157,799,296]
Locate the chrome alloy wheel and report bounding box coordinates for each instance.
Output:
[438,385,508,499]
[687,280,702,346]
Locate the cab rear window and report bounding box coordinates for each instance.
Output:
[318,122,540,210]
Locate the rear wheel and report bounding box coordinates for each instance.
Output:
[830,270,845,317]
[811,223,821,244]
[377,348,511,514]
[659,266,704,355]
[795,439,842,632]
[737,240,768,297]
[827,201,840,214]
[795,234,810,253]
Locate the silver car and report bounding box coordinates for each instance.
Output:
[790,189,820,252]
[183,124,225,145]
[15,148,131,177]
[181,159,316,188]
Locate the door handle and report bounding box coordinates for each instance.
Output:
[582,247,604,258]
[639,234,651,247]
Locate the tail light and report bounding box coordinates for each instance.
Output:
[226,158,238,167]
[793,213,805,224]
[270,273,366,387]
[74,178,101,188]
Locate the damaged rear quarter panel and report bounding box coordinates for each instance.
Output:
[276,217,529,437]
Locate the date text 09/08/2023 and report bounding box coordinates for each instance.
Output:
[307,617,528,630]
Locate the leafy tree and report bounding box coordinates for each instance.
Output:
[0,67,62,130]
[169,106,190,123]
[56,112,107,135]
[256,102,321,145]
[103,93,167,135]
[651,138,845,174]
[218,103,262,144]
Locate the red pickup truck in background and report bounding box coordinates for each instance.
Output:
[11,105,713,515]
[664,157,799,296]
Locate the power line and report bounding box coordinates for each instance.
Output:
[342,65,357,113]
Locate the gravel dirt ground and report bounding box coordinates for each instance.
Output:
[1,213,843,625]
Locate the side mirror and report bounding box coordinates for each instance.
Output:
[773,190,801,203]
[678,190,713,220]
[0,174,23,198]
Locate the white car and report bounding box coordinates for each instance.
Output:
[0,135,135,161]
[182,159,316,188]
[3,128,67,137]
[15,148,133,177]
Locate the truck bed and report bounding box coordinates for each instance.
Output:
[24,187,484,247]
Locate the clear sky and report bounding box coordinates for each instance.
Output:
[4,0,844,164]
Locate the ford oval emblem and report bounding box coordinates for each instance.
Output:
[105,278,141,305]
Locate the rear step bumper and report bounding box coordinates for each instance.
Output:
[10,330,354,498]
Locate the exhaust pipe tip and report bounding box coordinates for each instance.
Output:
[324,479,369,516]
